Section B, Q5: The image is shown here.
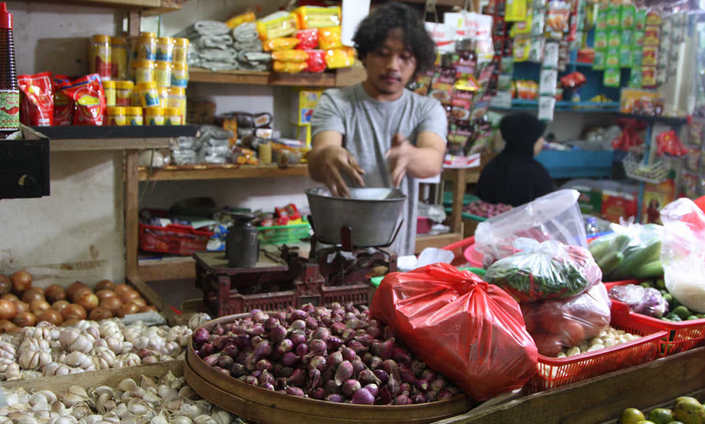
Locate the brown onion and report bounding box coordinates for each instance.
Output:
[95,280,115,291]
[61,304,87,321]
[0,319,17,333]
[96,289,117,301]
[38,309,63,326]
[14,311,36,327]
[118,302,140,318]
[62,319,80,327]
[130,297,147,307]
[76,292,99,311]
[0,299,17,320]
[44,285,66,304]
[0,275,11,295]
[51,300,70,312]
[119,289,140,303]
[89,307,113,321]
[2,294,18,302]
[139,305,158,313]
[66,281,87,298]
[11,271,32,294]
[71,286,93,303]
[14,301,29,314]
[114,283,131,295]
[21,287,44,303]
[30,299,50,314]
[101,297,122,314]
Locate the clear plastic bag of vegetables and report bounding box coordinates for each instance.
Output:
[588,220,663,281]
[475,190,587,267]
[608,284,669,318]
[660,198,705,313]
[484,239,602,303]
[370,263,538,401]
[521,283,612,357]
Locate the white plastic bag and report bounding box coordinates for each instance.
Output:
[660,198,705,313]
[475,190,587,267]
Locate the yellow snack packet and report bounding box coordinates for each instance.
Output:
[272,50,309,62]
[293,6,341,29]
[263,37,300,52]
[273,61,308,73]
[325,47,356,69]
[256,11,298,41]
[318,26,342,50]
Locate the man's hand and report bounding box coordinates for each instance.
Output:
[385,133,414,188]
[310,144,365,197]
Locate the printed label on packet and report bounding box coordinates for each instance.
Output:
[0,89,20,131]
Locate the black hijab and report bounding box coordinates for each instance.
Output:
[476,113,554,207]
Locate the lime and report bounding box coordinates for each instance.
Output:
[673,399,705,424]
[674,397,701,406]
[688,316,700,321]
[649,408,674,424]
[674,306,692,321]
[663,293,673,304]
[656,278,666,289]
[642,282,653,289]
[621,408,646,424]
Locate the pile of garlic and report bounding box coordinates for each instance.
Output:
[0,371,244,424]
[557,326,642,358]
[0,317,200,381]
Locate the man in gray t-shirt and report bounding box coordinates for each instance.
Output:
[308,3,448,256]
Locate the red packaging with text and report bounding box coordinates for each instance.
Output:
[18,72,54,126]
[60,74,106,126]
[53,75,74,126]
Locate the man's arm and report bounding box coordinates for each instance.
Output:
[308,131,365,197]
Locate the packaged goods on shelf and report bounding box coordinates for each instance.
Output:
[18,72,53,127]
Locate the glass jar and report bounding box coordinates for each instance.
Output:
[131,60,155,84]
[110,36,128,80]
[156,37,174,62]
[145,107,165,126]
[116,80,133,107]
[102,80,116,107]
[173,38,190,64]
[135,82,160,108]
[171,62,189,88]
[154,61,172,87]
[164,107,182,125]
[106,106,126,126]
[90,35,112,79]
[134,33,157,60]
[125,107,143,126]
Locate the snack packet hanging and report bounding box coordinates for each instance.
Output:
[18,72,54,126]
[60,74,106,126]
[53,74,74,126]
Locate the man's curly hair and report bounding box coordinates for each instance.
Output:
[352,3,436,76]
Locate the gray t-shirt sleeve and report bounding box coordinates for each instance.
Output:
[417,101,448,143]
[310,90,346,137]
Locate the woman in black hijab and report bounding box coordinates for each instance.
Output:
[476,113,554,207]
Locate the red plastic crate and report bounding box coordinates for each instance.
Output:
[607,280,705,356]
[525,300,668,394]
[139,223,213,256]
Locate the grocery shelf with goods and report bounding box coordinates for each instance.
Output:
[34,124,198,151]
[138,164,310,181]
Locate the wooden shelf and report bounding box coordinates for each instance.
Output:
[139,164,309,181]
[52,137,172,152]
[138,256,195,282]
[415,232,463,253]
[189,66,367,88]
[24,0,185,13]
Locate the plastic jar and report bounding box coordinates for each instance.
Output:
[90,35,112,79]
[145,107,165,126]
[154,61,172,87]
[173,38,189,63]
[167,87,186,122]
[110,36,128,80]
[135,82,160,108]
[106,106,126,126]
[156,37,174,62]
[132,60,155,84]
[102,80,116,106]
[116,80,133,107]
[125,107,143,126]
[134,33,157,60]
[164,107,182,125]
[157,87,169,108]
[171,62,189,88]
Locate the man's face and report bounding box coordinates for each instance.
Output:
[362,29,417,96]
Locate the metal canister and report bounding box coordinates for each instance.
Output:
[226,213,259,268]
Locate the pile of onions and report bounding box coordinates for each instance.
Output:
[191,304,460,405]
[0,271,155,332]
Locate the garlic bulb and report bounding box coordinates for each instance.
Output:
[59,330,95,353]
[64,351,96,371]
[167,326,192,347]
[92,347,117,370]
[99,320,124,341]
[0,341,16,359]
[18,349,52,370]
[19,338,52,355]
[188,313,211,330]
[21,322,60,342]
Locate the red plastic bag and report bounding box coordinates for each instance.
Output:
[521,283,611,357]
[295,28,319,50]
[53,75,74,126]
[370,263,538,400]
[305,49,326,73]
[18,72,54,126]
[60,74,105,126]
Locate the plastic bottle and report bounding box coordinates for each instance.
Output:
[0,2,19,137]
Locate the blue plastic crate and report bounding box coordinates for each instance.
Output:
[536,150,615,179]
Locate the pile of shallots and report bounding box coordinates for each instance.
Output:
[0,371,239,424]
[192,304,460,405]
[0,314,213,381]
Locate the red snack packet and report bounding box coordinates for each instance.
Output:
[60,74,106,126]
[18,72,54,126]
[370,263,538,400]
[295,28,319,50]
[305,49,326,73]
[53,75,74,126]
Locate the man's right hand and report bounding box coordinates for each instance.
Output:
[309,144,365,198]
